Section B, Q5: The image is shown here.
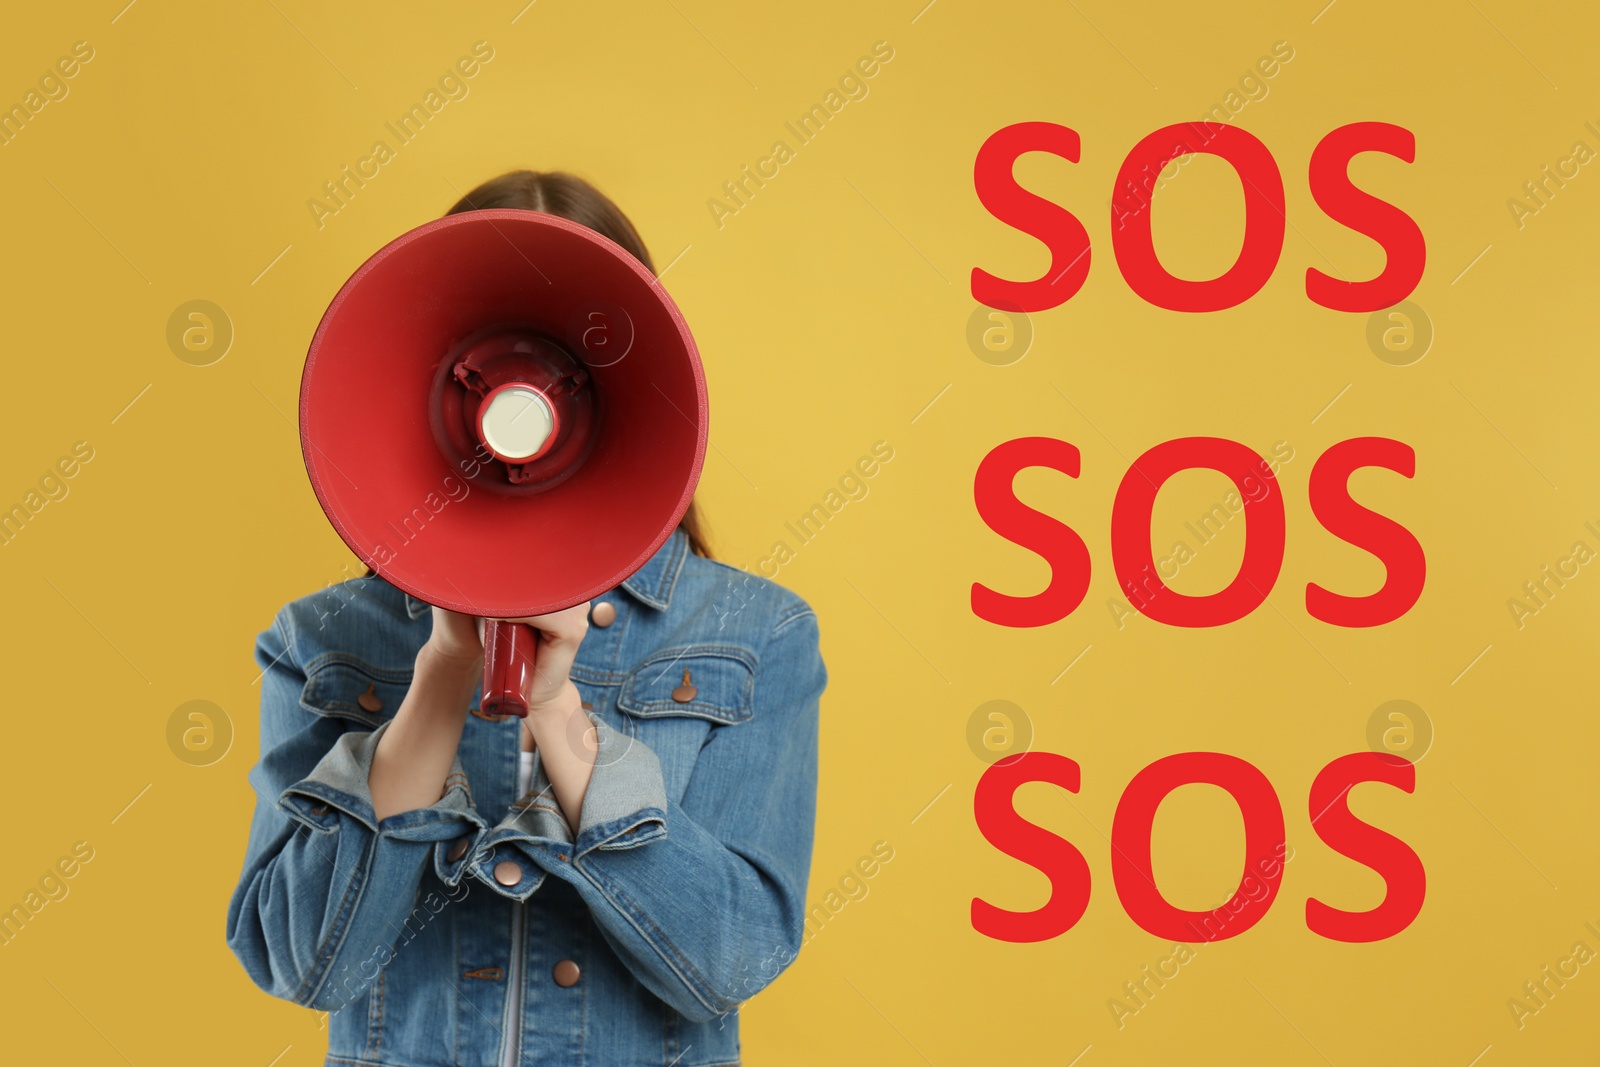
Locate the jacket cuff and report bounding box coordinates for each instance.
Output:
[278,720,486,845]
[491,715,668,887]
[574,711,668,856]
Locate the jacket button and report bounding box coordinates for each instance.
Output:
[357,683,384,713]
[671,669,698,703]
[590,601,617,627]
[310,802,331,816]
[493,860,523,886]
[552,959,581,987]
[448,836,471,862]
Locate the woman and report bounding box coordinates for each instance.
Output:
[227,170,827,1067]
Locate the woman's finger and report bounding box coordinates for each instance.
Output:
[427,606,484,664]
[503,603,590,707]
[507,602,591,642]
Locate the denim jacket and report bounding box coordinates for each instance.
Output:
[226,528,825,1067]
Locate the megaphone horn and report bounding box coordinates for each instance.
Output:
[299,209,707,717]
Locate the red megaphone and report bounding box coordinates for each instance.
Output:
[298,209,707,717]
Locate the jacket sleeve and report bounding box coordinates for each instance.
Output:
[225,609,487,1012]
[518,602,825,1022]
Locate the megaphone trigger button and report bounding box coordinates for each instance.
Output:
[357,683,384,713]
[590,602,617,628]
[671,670,698,704]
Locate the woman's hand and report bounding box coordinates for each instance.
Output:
[423,606,485,671]
[425,603,590,715]
[367,612,486,823]
[378,603,596,831]
[475,603,597,833]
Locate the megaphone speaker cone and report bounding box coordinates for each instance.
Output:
[299,209,708,622]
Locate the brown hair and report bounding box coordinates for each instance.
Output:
[368,170,713,578]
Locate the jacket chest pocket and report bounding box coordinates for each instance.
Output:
[613,646,756,795]
[298,654,413,728]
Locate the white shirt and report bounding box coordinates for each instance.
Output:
[518,749,535,796]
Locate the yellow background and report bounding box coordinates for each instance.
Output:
[1,0,1596,1063]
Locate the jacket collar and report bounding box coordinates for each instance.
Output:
[402,526,689,618]
[618,525,689,611]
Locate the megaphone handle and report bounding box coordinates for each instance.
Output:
[482,620,537,718]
